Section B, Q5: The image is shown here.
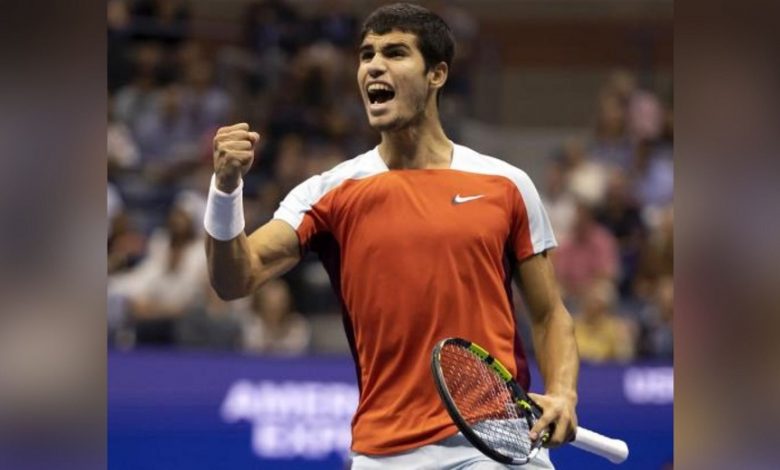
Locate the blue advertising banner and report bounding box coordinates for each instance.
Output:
[109,350,672,469]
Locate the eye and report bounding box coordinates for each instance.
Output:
[360,51,374,62]
[386,49,406,59]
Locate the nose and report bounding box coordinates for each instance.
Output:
[367,55,386,78]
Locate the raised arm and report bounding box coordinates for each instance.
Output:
[206,220,300,300]
[205,123,301,300]
[516,251,580,447]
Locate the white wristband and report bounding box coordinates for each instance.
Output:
[204,174,245,241]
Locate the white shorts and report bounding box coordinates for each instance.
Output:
[350,432,555,469]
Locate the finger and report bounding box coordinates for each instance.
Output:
[527,395,559,440]
[214,130,251,147]
[526,393,550,417]
[216,122,249,135]
[549,417,570,446]
[564,412,578,443]
[529,411,555,442]
[248,132,260,144]
[217,140,253,152]
[564,426,577,444]
[214,130,250,141]
[527,393,546,407]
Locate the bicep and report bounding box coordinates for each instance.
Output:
[516,252,564,324]
[246,219,302,286]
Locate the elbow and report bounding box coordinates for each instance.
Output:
[207,260,271,300]
[213,287,246,301]
[209,277,252,301]
[532,303,574,331]
[555,304,576,331]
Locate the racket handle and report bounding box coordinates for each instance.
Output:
[571,426,629,464]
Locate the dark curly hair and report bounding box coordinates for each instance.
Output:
[360,3,455,76]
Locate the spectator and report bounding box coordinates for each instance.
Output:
[553,201,619,301]
[243,181,283,234]
[113,42,165,130]
[561,137,610,207]
[602,68,637,105]
[637,276,673,359]
[241,279,311,355]
[108,93,141,173]
[132,83,200,168]
[108,191,207,345]
[632,139,674,209]
[176,284,244,350]
[625,90,673,208]
[541,160,576,243]
[108,0,135,91]
[130,0,191,45]
[241,0,302,58]
[107,184,146,275]
[595,169,646,297]
[312,0,359,48]
[635,205,674,299]
[588,91,633,170]
[108,183,146,339]
[574,280,635,363]
[272,133,308,194]
[626,90,664,145]
[180,58,233,133]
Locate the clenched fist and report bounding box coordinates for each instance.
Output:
[212,123,261,193]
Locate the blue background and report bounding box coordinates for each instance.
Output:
[109,350,672,469]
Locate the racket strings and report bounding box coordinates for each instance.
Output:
[439,344,535,459]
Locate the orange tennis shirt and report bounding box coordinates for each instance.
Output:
[273,143,557,455]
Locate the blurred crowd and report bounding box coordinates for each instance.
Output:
[107,0,672,363]
[543,69,674,362]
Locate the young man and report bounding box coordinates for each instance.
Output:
[205,3,578,468]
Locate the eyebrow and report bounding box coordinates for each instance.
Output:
[358,42,412,54]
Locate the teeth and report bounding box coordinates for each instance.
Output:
[367,83,393,92]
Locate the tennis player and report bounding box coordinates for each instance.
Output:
[205,3,578,468]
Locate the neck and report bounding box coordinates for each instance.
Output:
[378,103,452,169]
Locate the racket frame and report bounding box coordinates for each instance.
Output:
[431,337,545,465]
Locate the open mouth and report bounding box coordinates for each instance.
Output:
[367,83,395,105]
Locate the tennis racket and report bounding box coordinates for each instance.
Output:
[431,337,629,465]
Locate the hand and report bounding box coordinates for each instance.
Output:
[527,392,578,448]
[212,122,261,193]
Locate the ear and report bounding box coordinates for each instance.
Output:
[428,62,449,91]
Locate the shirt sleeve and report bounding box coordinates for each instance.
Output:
[273,174,335,250]
[509,171,557,261]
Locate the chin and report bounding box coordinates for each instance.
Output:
[368,113,413,132]
[368,116,397,132]
[370,122,398,132]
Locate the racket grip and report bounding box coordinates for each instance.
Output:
[571,426,629,464]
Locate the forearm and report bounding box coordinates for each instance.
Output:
[531,304,579,401]
[206,124,302,298]
[204,155,257,299]
[206,234,258,300]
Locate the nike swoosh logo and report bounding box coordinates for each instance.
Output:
[452,194,485,204]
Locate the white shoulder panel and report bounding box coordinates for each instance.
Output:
[451,143,557,253]
[273,148,386,229]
